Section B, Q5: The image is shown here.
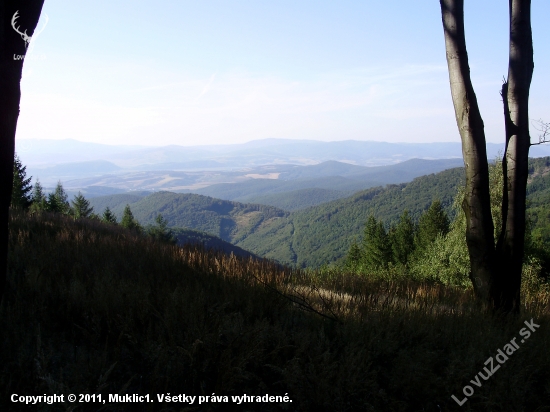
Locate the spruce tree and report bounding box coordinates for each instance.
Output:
[147,214,176,244]
[415,200,450,252]
[71,192,94,219]
[362,215,392,271]
[46,182,70,214]
[30,179,47,212]
[390,210,416,266]
[11,154,33,210]
[102,207,118,224]
[120,204,141,231]
[345,239,363,271]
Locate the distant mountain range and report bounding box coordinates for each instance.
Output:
[19,137,550,172]
[32,157,465,201]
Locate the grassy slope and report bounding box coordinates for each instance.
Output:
[2,210,549,411]
[171,226,259,259]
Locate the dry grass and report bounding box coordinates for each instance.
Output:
[1,210,549,411]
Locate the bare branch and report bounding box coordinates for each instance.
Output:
[531,119,550,146]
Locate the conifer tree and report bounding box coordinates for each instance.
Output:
[30,179,47,212]
[102,207,118,224]
[11,154,33,210]
[415,200,450,252]
[344,239,363,271]
[46,182,70,214]
[390,210,416,266]
[71,192,93,219]
[362,215,392,270]
[147,214,176,244]
[120,204,141,231]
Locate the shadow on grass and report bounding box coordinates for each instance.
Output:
[1,210,549,411]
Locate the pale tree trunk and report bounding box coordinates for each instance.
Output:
[440,0,534,313]
[0,1,45,303]
[439,0,496,305]
[496,0,533,313]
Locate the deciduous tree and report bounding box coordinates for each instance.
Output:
[0,1,45,302]
[440,0,534,313]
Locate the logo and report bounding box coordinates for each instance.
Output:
[11,10,48,60]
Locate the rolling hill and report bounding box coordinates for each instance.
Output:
[89,192,288,243]
[87,157,550,268]
[90,167,466,267]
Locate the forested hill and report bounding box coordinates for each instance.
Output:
[89,192,288,243]
[90,167,466,267]
[88,157,550,269]
[236,167,466,267]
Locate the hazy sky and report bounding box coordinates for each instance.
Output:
[15,1,550,147]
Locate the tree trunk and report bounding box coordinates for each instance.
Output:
[440,0,534,314]
[439,0,496,306]
[496,0,533,313]
[0,1,44,303]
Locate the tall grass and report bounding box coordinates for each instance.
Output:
[1,210,549,411]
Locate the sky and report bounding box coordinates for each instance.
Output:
[15,0,550,147]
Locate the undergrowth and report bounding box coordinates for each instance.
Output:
[1,210,549,411]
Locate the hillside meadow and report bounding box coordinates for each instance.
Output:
[1,209,549,411]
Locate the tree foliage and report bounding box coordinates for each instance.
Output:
[415,200,450,252]
[362,215,392,271]
[30,179,47,212]
[101,207,118,225]
[71,192,94,219]
[11,154,33,210]
[120,204,142,232]
[147,214,176,245]
[46,182,70,214]
[389,210,415,266]
[440,0,535,312]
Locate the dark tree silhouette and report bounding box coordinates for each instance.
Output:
[102,207,118,225]
[0,1,45,302]
[71,192,94,219]
[440,0,534,313]
[11,153,33,210]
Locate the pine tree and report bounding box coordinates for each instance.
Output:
[101,207,118,224]
[147,214,176,244]
[120,204,141,232]
[362,215,392,271]
[71,192,94,219]
[390,210,416,266]
[30,179,47,212]
[11,154,33,210]
[415,200,450,252]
